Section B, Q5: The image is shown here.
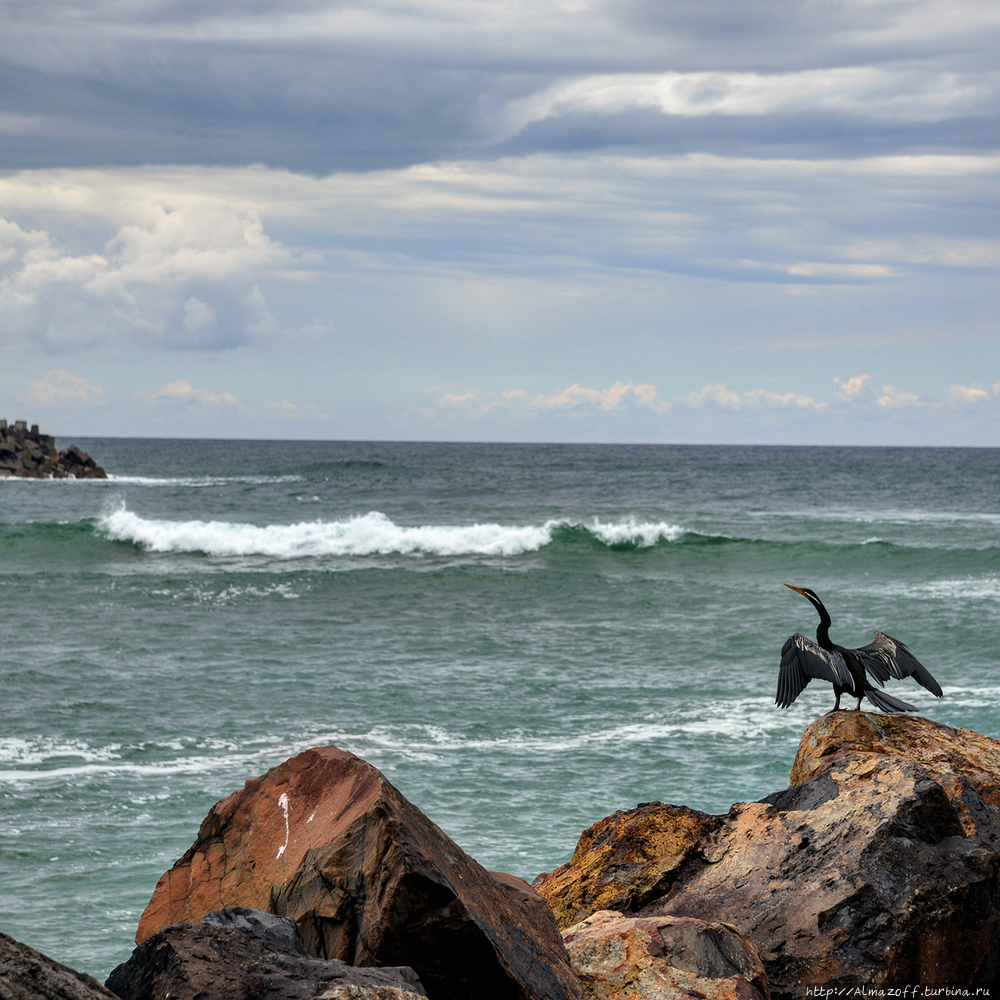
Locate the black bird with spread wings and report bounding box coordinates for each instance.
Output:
[777,584,943,713]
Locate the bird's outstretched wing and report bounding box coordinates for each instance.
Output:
[777,633,854,708]
[853,631,942,696]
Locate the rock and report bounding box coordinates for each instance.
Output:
[0,421,107,479]
[562,910,769,1000]
[0,931,118,1000]
[107,907,426,1000]
[535,713,1000,996]
[790,710,1000,813]
[533,803,718,930]
[136,745,582,1000]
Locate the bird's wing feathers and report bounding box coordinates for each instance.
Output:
[777,633,853,708]
[855,631,943,697]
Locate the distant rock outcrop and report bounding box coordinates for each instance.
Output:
[0,420,106,479]
[562,910,769,1000]
[535,713,1000,996]
[107,908,427,1000]
[135,745,583,1000]
[0,931,119,1000]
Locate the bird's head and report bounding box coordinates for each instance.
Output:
[784,584,823,610]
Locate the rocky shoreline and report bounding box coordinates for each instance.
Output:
[3,713,998,998]
[0,419,106,479]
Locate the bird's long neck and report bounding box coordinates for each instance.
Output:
[813,601,833,649]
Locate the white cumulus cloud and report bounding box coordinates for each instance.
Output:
[140,379,246,409]
[19,369,106,407]
[0,173,288,353]
[435,380,671,415]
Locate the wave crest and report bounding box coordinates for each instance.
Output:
[97,508,688,559]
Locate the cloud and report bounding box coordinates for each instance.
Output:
[877,385,922,408]
[679,383,744,408]
[0,148,995,371]
[742,389,825,409]
[834,375,925,408]
[0,0,997,171]
[947,384,999,405]
[435,381,672,415]
[140,379,246,409]
[835,374,872,400]
[533,381,647,411]
[18,369,106,407]
[500,66,992,143]
[677,383,825,409]
[435,380,835,417]
[0,178,287,353]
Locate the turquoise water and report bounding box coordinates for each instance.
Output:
[2,440,999,978]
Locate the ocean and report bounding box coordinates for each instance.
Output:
[2,439,999,979]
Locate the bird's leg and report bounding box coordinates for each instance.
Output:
[833,690,842,711]
[854,693,863,711]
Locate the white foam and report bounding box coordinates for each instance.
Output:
[151,582,302,603]
[588,519,686,547]
[107,474,303,486]
[756,508,1000,525]
[874,577,1000,601]
[0,736,122,767]
[97,507,689,559]
[99,508,553,557]
[287,699,803,762]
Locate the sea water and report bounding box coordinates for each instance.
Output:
[2,440,999,978]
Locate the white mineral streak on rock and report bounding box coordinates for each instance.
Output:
[276,792,290,859]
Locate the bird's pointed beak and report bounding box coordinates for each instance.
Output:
[784,584,806,595]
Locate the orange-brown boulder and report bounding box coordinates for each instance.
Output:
[562,910,769,1000]
[532,803,719,929]
[536,713,1000,997]
[136,746,582,1000]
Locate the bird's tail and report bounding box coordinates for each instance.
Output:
[864,685,917,713]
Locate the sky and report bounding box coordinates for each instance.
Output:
[0,0,998,444]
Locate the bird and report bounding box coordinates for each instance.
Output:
[776,584,943,713]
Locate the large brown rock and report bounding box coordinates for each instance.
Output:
[136,745,582,1000]
[562,910,769,1000]
[107,908,426,1000]
[0,932,118,1000]
[536,713,1000,996]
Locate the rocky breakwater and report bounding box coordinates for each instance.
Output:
[0,418,106,479]
[535,712,1000,996]
[5,717,1000,1000]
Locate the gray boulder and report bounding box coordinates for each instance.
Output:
[106,908,427,1000]
[0,931,118,1000]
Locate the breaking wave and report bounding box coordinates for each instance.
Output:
[96,507,688,559]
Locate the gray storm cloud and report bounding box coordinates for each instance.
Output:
[0,0,996,171]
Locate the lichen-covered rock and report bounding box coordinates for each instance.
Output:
[0,931,118,1000]
[563,910,769,1000]
[532,803,718,929]
[136,746,582,1000]
[536,714,1000,997]
[107,908,426,1000]
[790,711,1000,822]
